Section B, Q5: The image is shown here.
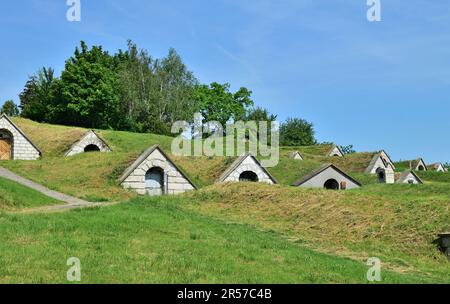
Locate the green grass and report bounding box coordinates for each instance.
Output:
[0,118,376,201]
[185,183,450,282]
[1,118,178,202]
[1,118,449,283]
[0,176,61,210]
[0,197,435,283]
[394,161,412,172]
[417,171,450,183]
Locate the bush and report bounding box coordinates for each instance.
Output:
[280,118,316,146]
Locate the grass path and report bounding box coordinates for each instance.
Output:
[0,176,61,210]
[0,166,113,213]
[0,167,90,205]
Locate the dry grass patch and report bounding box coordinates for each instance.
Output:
[185,183,450,281]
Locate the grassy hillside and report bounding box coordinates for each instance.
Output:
[395,161,414,172]
[417,171,450,183]
[186,183,450,282]
[0,197,436,283]
[2,118,448,201]
[0,118,373,201]
[0,177,61,210]
[0,118,449,283]
[2,118,177,201]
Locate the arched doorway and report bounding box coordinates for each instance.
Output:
[145,167,165,196]
[239,171,259,182]
[0,129,13,160]
[418,165,425,171]
[376,168,386,183]
[324,179,339,190]
[84,144,101,153]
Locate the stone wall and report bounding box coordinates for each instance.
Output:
[368,156,387,174]
[221,155,275,184]
[290,152,303,160]
[121,149,195,195]
[65,131,111,156]
[369,156,395,184]
[329,146,343,157]
[385,170,395,184]
[415,159,427,171]
[297,167,360,190]
[435,164,445,172]
[380,151,394,168]
[0,117,40,160]
[398,172,421,184]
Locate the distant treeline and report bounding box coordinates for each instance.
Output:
[11,40,316,146]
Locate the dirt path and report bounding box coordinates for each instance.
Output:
[0,166,115,213]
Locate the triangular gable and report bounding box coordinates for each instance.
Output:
[290,151,304,160]
[217,153,278,184]
[428,163,445,172]
[327,144,344,157]
[379,150,396,170]
[0,114,42,156]
[413,158,427,171]
[364,153,386,174]
[293,163,361,187]
[397,170,423,184]
[118,145,197,189]
[65,130,112,156]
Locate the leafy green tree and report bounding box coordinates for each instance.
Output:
[117,42,198,134]
[17,40,268,139]
[244,107,278,140]
[280,117,316,146]
[152,48,199,134]
[116,41,157,132]
[1,100,20,116]
[19,67,56,122]
[245,107,277,123]
[340,145,356,155]
[56,41,122,129]
[194,82,254,128]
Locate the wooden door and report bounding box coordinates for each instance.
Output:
[0,138,11,160]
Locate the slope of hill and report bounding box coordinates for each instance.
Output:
[185,183,450,282]
[0,177,61,210]
[0,118,449,283]
[2,119,384,202]
[417,171,450,183]
[0,196,438,283]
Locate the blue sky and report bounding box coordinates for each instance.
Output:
[0,0,449,163]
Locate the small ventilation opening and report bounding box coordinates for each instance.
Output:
[84,144,101,153]
[324,179,339,190]
[239,171,259,182]
[418,165,425,171]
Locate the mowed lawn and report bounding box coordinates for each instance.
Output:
[0,176,61,210]
[0,197,432,284]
